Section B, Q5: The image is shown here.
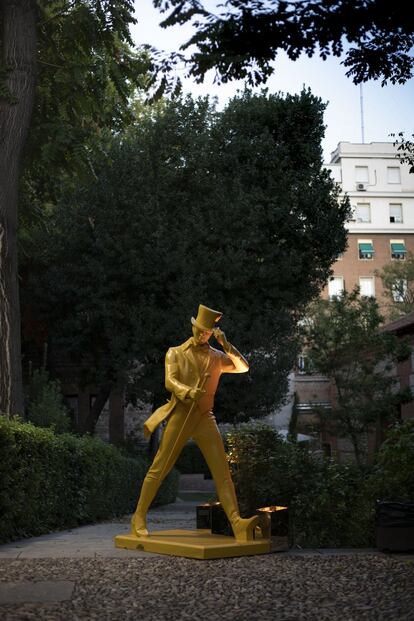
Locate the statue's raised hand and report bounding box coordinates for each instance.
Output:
[213,328,230,351]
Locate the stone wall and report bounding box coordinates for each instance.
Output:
[94,399,151,443]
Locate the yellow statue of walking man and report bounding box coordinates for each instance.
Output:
[131,304,259,542]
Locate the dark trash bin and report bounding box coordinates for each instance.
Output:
[376,500,414,551]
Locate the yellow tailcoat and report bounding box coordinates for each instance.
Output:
[143,337,247,437]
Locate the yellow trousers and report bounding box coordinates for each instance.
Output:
[134,403,241,524]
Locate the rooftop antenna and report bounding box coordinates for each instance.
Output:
[359,84,365,143]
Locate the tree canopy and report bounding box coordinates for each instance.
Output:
[0,0,149,415]
[302,288,410,464]
[24,0,150,205]
[392,133,414,175]
[376,253,414,320]
[25,90,349,429]
[150,0,414,89]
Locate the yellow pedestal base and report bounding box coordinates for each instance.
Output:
[115,529,271,560]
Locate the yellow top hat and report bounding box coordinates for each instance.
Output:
[191,304,223,331]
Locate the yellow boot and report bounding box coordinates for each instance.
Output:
[130,512,149,537]
[218,478,259,542]
[130,475,160,537]
[231,515,260,542]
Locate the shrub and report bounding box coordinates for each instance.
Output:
[26,369,71,433]
[226,422,374,547]
[370,419,414,500]
[0,417,179,543]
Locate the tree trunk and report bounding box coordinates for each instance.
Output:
[0,1,37,415]
[350,430,361,467]
[109,383,125,445]
[81,383,112,434]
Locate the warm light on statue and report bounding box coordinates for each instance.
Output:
[130,304,259,542]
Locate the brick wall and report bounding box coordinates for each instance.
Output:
[322,233,414,308]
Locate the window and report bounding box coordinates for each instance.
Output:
[387,166,401,184]
[389,204,403,223]
[328,276,344,299]
[355,166,369,183]
[297,354,308,374]
[390,240,406,260]
[392,279,407,302]
[359,277,375,297]
[356,203,371,223]
[358,240,374,259]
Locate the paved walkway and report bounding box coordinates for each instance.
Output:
[0,475,413,619]
[0,499,199,560]
[0,475,215,561]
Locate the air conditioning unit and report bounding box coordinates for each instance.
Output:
[390,216,403,223]
[356,182,367,191]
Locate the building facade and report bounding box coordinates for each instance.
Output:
[293,142,414,461]
[323,142,414,306]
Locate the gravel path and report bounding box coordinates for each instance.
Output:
[1,554,413,620]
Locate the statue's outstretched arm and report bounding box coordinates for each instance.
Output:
[213,328,249,374]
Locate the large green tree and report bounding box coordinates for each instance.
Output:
[151,0,414,87]
[376,253,414,320]
[302,288,410,465]
[26,90,349,431]
[0,1,148,416]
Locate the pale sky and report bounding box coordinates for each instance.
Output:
[131,0,414,162]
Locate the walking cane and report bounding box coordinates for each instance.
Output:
[158,372,210,482]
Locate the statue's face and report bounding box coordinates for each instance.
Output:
[192,325,213,344]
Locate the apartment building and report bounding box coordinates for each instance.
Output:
[323,141,414,305]
[293,142,414,461]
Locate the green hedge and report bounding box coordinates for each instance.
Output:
[0,417,179,543]
[370,419,414,500]
[226,423,375,548]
